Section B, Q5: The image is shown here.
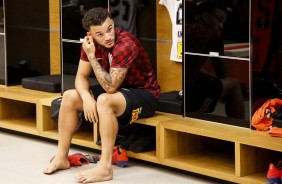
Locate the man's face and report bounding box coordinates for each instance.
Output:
[205,8,226,32]
[88,17,115,49]
[214,9,226,31]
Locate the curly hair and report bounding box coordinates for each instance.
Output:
[82,8,111,31]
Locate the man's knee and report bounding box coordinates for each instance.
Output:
[96,93,112,110]
[61,89,81,108]
[96,93,126,116]
[63,89,78,99]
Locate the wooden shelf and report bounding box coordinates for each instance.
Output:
[0,117,37,134]
[0,85,60,136]
[126,150,159,164]
[241,173,266,184]
[134,111,181,126]
[159,117,281,183]
[39,129,59,140]
[163,153,237,183]
[0,85,60,102]
[165,153,235,173]
[0,85,280,184]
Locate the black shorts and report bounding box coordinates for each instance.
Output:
[90,84,158,126]
[185,75,223,113]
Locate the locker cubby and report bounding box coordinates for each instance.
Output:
[40,100,97,149]
[126,123,159,164]
[0,98,37,133]
[0,85,60,136]
[161,128,236,179]
[238,144,282,181]
[130,112,182,163]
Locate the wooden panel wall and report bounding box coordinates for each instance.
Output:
[156,1,182,92]
[49,0,61,75]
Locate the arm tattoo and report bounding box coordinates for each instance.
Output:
[90,59,127,92]
[111,68,127,81]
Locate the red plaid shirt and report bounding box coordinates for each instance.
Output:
[80,28,160,99]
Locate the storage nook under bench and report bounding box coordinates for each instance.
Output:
[0,85,280,184]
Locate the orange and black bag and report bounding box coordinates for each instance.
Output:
[251,98,282,130]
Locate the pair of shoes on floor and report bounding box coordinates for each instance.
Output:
[267,161,282,184]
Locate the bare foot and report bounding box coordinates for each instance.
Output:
[74,165,113,183]
[43,156,70,174]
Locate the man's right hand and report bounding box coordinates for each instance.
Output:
[82,35,96,61]
[82,94,99,123]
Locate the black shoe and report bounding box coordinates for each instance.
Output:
[128,131,156,153]
[120,131,140,150]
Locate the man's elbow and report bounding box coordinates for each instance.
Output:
[105,87,118,94]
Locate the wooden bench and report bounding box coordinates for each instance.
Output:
[0,85,278,184]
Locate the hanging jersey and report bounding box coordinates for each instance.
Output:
[110,0,144,37]
[159,0,182,62]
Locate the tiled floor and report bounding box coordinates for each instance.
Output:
[0,130,226,184]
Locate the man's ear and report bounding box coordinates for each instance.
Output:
[86,32,91,36]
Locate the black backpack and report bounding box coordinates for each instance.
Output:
[50,97,87,128]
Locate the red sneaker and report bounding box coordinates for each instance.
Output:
[50,153,89,167]
[267,161,282,184]
[68,153,89,166]
[97,146,129,167]
[112,146,128,167]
